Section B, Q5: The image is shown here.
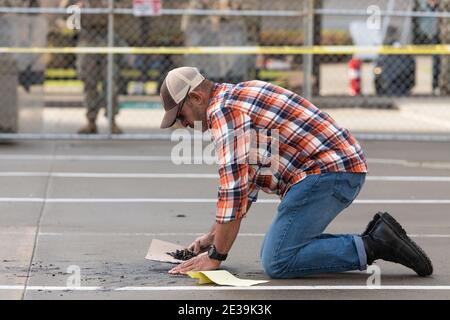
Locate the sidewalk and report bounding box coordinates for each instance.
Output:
[10,85,450,135]
[34,97,450,135]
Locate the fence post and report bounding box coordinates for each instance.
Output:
[107,0,114,137]
[303,0,314,100]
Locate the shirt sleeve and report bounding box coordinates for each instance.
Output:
[247,173,260,203]
[210,107,253,224]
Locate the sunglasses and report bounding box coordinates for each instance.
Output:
[176,86,191,121]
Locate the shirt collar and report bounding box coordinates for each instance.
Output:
[206,83,226,128]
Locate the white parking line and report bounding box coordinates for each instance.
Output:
[0,172,219,179]
[0,154,449,170]
[0,231,448,238]
[0,155,173,161]
[1,231,448,238]
[0,172,449,182]
[0,285,101,291]
[2,285,450,291]
[29,232,450,238]
[1,198,450,204]
[115,285,450,291]
[354,200,450,204]
[3,229,448,240]
[367,176,450,182]
[369,158,450,170]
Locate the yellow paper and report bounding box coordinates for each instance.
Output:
[188,271,214,285]
[187,270,269,287]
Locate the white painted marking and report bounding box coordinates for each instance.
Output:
[38,232,209,237]
[113,285,450,291]
[0,172,218,179]
[29,232,450,239]
[0,172,49,177]
[0,285,102,291]
[409,234,450,238]
[2,285,450,292]
[356,200,450,204]
[0,172,449,182]
[1,231,448,239]
[0,154,181,162]
[367,176,450,182]
[368,158,450,170]
[0,198,218,203]
[1,198,450,204]
[1,154,449,169]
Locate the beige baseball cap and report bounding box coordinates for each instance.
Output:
[159,67,205,129]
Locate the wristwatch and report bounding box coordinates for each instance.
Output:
[207,245,228,261]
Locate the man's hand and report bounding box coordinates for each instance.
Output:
[168,252,221,275]
[188,233,214,254]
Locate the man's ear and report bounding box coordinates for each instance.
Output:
[189,91,204,104]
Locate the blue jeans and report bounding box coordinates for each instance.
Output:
[260,172,367,278]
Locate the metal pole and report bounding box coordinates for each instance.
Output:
[1,7,450,18]
[303,0,314,99]
[0,7,308,17]
[107,0,114,136]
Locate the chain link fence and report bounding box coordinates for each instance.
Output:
[0,0,449,140]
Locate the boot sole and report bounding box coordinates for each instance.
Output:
[380,212,433,277]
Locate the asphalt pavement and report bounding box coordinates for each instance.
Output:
[0,139,449,300]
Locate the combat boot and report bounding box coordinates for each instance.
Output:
[362,212,433,277]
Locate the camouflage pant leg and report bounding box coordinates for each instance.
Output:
[98,54,120,119]
[78,53,119,122]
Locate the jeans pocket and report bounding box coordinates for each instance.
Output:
[279,174,322,211]
[332,174,364,207]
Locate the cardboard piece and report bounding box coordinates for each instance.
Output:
[145,239,185,264]
[187,270,269,287]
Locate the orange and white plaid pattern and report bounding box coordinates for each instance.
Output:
[207,80,368,224]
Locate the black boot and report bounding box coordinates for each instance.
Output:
[361,212,433,277]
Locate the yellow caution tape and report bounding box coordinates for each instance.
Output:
[0,45,449,55]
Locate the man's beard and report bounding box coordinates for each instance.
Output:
[192,108,207,132]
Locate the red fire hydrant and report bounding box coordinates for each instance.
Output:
[348,57,362,96]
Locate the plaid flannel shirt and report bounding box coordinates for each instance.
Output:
[207,80,368,224]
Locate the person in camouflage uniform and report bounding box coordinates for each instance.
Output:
[69,0,123,134]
